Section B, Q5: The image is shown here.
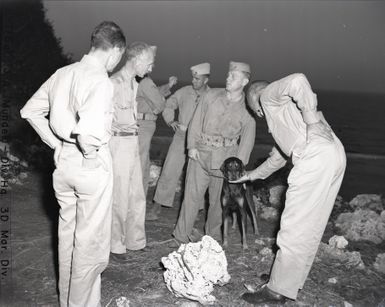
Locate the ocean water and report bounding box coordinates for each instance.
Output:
[155,89,385,156]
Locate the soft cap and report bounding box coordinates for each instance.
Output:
[229,61,251,74]
[191,62,211,76]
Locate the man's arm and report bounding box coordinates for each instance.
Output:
[138,78,166,114]
[72,78,113,159]
[186,91,209,160]
[162,90,180,125]
[263,73,333,142]
[237,114,256,165]
[20,75,61,149]
[158,76,177,98]
[231,146,287,183]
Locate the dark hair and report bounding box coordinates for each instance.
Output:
[126,41,156,61]
[91,21,126,50]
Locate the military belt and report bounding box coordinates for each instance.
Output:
[112,131,138,137]
[201,133,239,148]
[137,112,158,121]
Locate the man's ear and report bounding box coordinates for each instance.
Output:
[242,78,249,87]
[240,161,246,176]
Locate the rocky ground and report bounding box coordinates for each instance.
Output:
[3,167,385,307]
[2,139,385,306]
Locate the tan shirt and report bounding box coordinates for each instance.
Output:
[110,70,139,133]
[20,54,113,150]
[188,88,256,168]
[136,77,170,115]
[252,73,323,179]
[162,85,209,128]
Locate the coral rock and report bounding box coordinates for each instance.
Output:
[335,209,385,244]
[328,235,348,249]
[148,163,161,187]
[260,207,279,220]
[268,185,286,207]
[349,194,384,212]
[316,242,365,269]
[373,253,385,274]
[161,236,230,305]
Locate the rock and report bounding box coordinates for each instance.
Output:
[148,163,161,187]
[115,296,130,307]
[260,207,279,220]
[373,253,385,274]
[19,172,28,180]
[259,247,273,257]
[161,236,230,305]
[328,235,348,249]
[328,277,338,284]
[335,209,385,244]
[268,185,286,207]
[316,242,365,269]
[349,194,384,212]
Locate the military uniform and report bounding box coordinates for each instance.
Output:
[249,73,346,300]
[136,77,171,195]
[173,83,256,242]
[20,54,114,307]
[109,69,146,253]
[154,63,210,208]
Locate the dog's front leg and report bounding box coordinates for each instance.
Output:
[238,198,248,250]
[223,215,229,248]
[232,212,237,229]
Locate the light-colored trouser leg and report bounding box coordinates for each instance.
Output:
[138,120,156,196]
[53,144,113,307]
[153,131,186,207]
[267,135,346,300]
[110,136,146,253]
[173,159,209,242]
[205,174,224,241]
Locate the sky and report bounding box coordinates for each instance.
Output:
[43,0,385,93]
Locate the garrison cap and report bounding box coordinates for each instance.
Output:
[190,62,211,76]
[229,61,251,74]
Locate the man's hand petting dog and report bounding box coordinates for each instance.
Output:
[228,171,251,183]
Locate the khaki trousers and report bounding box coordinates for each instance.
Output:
[109,136,146,253]
[153,130,187,207]
[138,119,156,196]
[53,142,113,307]
[267,134,346,299]
[173,150,223,243]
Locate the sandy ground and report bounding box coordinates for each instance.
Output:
[2,141,385,306]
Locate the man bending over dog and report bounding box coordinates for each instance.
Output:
[172,62,256,244]
[233,74,346,304]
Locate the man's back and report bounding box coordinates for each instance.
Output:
[21,55,113,146]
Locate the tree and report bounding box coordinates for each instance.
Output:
[1,0,71,166]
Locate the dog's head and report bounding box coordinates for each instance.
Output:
[220,157,245,181]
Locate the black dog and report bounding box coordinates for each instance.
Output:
[220,157,259,249]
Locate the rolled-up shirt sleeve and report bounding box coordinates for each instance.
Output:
[237,115,256,165]
[20,75,61,149]
[72,78,113,149]
[249,146,287,180]
[158,83,172,98]
[162,90,180,124]
[263,73,320,124]
[138,78,166,114]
